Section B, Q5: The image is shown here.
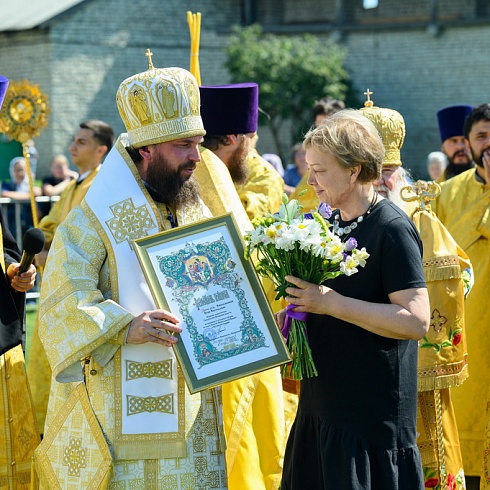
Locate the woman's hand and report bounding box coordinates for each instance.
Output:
[284,275,338,316]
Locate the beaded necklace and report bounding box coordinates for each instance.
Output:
[332,191,378,238]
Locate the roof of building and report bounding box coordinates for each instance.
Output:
[0,0,86,31]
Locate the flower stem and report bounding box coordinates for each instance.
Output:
[282,319,318,380]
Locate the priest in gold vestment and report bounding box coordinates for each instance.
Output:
[433,103,490,486]
[199,83,284,221]
[35,61,228,489]
[435,104,474,183]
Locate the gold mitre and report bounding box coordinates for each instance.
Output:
[358,89,405,167]
[116,48,205,148]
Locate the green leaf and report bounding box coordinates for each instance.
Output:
[224,24,356,160]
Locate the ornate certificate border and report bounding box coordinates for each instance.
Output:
[133,213,291,394]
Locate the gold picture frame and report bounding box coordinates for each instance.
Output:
[133,213,290,394]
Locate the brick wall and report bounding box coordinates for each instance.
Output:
[341,25,489,178]
[0,0,234,178]
[0,0,488,179]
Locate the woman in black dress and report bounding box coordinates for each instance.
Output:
[278,109,430,490]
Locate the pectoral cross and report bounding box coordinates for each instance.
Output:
[145,48,154,70]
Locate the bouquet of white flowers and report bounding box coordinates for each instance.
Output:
[244,195,370,380]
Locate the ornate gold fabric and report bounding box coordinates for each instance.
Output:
[116,58,204,148]
[411,207,470,391]
[434,169,490,476]
[0,345,40,490]
[34,382,113,490]
[417,389,466,489]
[359,95,405,167]
[483,388,490,489]
[235,149,284,221]
[28,166,101,433]
[27,325,50,433]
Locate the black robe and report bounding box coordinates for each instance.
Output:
[0,209,25,355]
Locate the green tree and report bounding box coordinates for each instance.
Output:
[225,24,353,161]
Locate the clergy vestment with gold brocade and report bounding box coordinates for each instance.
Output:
[235,148,284,221]
[28,165,101,432]
[35,137,227,489]
[410,203,471,488]
[434,168,490,477]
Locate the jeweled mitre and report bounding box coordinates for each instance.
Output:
[116,65,205,148]
[359,98,406,167]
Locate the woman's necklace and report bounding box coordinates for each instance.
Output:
[332,191,378,238]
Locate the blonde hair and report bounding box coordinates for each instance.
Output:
[51,154,69,166]
[303,109,384,183]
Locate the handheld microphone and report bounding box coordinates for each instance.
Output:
[18,228,45,274]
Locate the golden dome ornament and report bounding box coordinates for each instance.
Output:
[0,79,50,227]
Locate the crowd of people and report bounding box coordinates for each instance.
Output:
[1,55,489,490]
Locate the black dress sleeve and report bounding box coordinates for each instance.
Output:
[0,208,25,355]
[381,213,426,296]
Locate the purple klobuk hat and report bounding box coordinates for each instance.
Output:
[199,83,259,135]
[0,75,9,109]
[437,105,473,142]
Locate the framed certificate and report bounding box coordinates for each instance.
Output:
[133,213,291,394]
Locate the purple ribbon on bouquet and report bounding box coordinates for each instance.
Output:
[281,304,308,340]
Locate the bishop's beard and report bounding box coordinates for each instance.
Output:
[146,156,201,208]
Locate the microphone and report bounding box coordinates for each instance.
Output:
[18,228,45,274]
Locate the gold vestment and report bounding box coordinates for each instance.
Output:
[28,166,101,432]
[434,168,490,476]
[411,203,470,488]
[235,148,284,221]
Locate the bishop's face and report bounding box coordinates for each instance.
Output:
[144,135,203,206]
